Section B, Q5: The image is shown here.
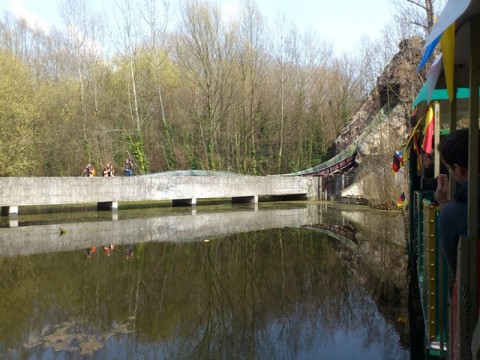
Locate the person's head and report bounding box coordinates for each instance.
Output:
[438,128,473,183]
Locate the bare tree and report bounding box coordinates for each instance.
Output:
[234,0,268,174]
[392,0,447,37]
[112,0,143,132]
[271,15,297,173]
[175,0,236,170]
[60,0,103,163]
[139,0,175,169]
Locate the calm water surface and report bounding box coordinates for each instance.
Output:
[0,202,410,359]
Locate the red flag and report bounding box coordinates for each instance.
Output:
[423,105,434,154]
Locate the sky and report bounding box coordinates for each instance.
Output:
[2,0,392,55]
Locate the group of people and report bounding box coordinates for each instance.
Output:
[83,158,135,177]
[434,128,480,276]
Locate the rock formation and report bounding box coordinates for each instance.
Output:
[330,36,425,162]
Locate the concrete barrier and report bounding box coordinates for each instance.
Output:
[0,175,320,216]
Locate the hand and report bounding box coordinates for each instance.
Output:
[435,174,450,205]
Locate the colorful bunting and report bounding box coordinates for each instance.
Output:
[417,35,441,71]
[423,0,470,50]
[425,55,443,104]
[423,104,435,154]
[440,23,456,102]
[405,111,424,176]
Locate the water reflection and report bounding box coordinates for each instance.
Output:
[0,203,409,359]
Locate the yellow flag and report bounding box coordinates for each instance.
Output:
[440,23,456,102]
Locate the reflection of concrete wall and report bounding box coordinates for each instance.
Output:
[0,176,320,212]
[0,206,320,257]
[341,211,367,225]
[341,209,406,248]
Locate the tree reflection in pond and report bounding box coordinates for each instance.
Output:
[0,206,409,359]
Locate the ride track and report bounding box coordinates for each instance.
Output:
[285,106,390,178]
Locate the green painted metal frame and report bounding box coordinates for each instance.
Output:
[412,190,451,359]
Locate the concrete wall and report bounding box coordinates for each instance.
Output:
[340,166,405,199]
[0,175,320,214]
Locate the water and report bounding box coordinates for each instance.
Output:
[0,202,410,359]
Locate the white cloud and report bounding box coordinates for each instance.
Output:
[8,0,51,33]
[209,0,240,25]
[219,0,240,22]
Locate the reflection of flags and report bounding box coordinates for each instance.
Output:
[392,150,404,173]
[396,192,406,207]
[423,104,435,154]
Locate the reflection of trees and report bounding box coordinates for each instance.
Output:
[152,229,354,359]
[331,209,410,347]
[0,226,407,358]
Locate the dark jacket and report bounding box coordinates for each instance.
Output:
[439,182,480,275]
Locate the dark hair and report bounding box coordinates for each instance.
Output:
[438,128,475,169]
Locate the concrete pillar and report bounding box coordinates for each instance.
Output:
[318,176,322,201]
[97,201,118,211]
[172,198,197,206]
[232,195,258,204]
[1,206,18,216]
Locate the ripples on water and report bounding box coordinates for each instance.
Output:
[0,203,410,359]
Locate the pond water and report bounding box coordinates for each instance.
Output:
[0,202,410,359]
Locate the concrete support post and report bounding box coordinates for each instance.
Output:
[172,198,197,206]
[1,206,18,216]
[232,195,258,204]
[97,201,118,211]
